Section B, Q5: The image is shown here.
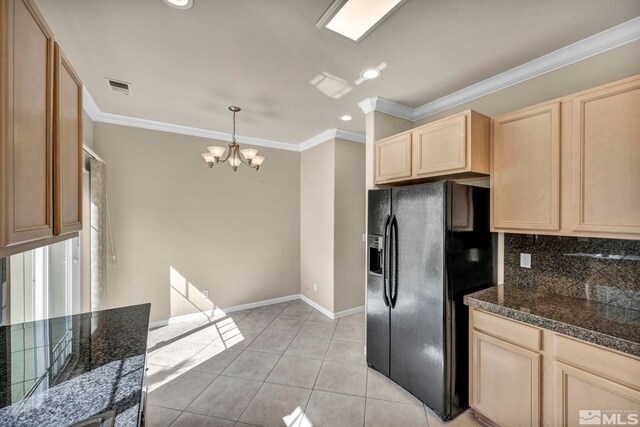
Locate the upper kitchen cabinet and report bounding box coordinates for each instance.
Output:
[0,0,55,247]
[54,43,83,236]
[491,102,561,231]
[491,75,640,240]
[412,110,490,179]
[374,110,490,185]
[375,131,412,183]
[572,78,640,235]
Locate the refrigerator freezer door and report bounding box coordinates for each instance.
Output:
[367,189,392,376]
[390,182,447,416]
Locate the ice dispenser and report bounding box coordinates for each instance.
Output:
[368,235,384,276]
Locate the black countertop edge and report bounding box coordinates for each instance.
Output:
[464,285,640,358]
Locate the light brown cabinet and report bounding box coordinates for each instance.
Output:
[491,102,560,231]
[375,131,412,183]
[491,75,640,240]
[0,0,83,252]
[472,330,541,426]
[572,78,640,235]
[0,0,55,247]
[54,43,83,236]
[374,110,490,185]
[469,308,640,427]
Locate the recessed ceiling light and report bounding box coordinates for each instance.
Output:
[163,0,193,10]
[340,114,353,121]
[317,0,407,43]
[361,69,381,80]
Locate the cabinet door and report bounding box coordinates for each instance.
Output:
[572,80,640,235]
[54,43,83,235]
[492,103,560,231]
[375,132,411,183]
[472,330,541,427]
[0,0,54,246]
[413,113,466,176]
[555,361,640,427]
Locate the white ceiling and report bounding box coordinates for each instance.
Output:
[35,0,640,145]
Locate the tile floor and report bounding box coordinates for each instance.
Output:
[145,299,483,427]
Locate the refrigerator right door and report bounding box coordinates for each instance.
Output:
[389,182,447,415]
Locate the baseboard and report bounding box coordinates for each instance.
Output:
[150,293,365,328]
[333,305,365,319]
[149,293,301,328]
[299,295,364,320]
[299,294,334,319]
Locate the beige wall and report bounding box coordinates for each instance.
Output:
[82,111,94,150]
[94,123,301,322]
[300,138,366,313]
[334,138,365,312]
[80,113,94,313]
[300,141,335,312]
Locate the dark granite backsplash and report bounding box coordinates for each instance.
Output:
[504,234,640,311]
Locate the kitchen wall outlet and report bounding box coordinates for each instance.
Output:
[520,253,532,269]
[202,289,209,299]
[362,234,366,242]
[314,283,318,292]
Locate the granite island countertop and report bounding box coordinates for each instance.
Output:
[464,285,640,357]
[0,304,150,427]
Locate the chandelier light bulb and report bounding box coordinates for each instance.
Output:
[240,148,258,160]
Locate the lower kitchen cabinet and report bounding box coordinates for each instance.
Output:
[469,308,640,427]
[472,330,541,426]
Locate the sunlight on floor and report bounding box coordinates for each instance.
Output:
[145,299,482,426]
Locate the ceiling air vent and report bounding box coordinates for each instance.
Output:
[105,78,132,95]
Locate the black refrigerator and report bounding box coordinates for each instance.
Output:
[367,181,494,420]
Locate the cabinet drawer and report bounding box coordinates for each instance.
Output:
[555,335,640,390]
[473,310,541,351]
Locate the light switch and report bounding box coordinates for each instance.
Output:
[520,253,531,269]
[202,289,209,299]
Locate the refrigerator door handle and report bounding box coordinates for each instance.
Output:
[390,215,399,308]
[383,215,391,307]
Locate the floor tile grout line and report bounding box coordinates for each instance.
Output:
[363,364,369,427]
[150,301,371,425]
[180,304,275,423]
[235,300,308,424]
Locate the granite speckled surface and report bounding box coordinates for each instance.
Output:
[464,285,640,357]
[0,304,150,427]
[504,234,640,311]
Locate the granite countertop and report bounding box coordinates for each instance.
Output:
[0,304,150,427]
[464,285,640,357]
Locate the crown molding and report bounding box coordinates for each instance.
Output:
[82,86,100,121]
[298,128,366,152]
[335,129,366,144]
[83,89,363,152]
[93,111,299,151]
[359,16,640,121]
[357,97,376,114]
[357,96,414,121]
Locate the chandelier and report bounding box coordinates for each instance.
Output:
[201,106,265,172]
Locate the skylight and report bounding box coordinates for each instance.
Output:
[318,0,407,42]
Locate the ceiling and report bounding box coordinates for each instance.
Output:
[35,0,640,145]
